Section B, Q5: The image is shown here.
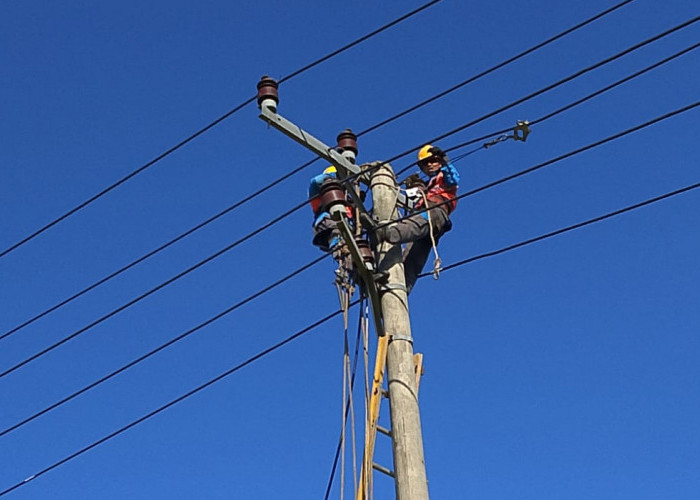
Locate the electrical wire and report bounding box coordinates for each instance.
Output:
[324,296,366,500]
[0,199,310,380]
[6,177,695,497]
[0,254,329,438]
[7,176,694,498]
[9,96,696,379]
[356,0,636,137]
[419,180,700,278]
[0,301,359,498]
[0,0,443,261]
[0,0,642,342]
[399,38,700,175]
[392,13,700,177]
[380,99,700,230]
[8,41,699,380]
[0,157,320,342]
[7,7,697,375]
[423,13,700,149]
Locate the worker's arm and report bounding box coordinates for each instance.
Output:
[441,162,460,187]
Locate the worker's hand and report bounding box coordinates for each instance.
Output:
[404,173,426,190]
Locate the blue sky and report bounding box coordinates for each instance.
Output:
[1,1,699,498]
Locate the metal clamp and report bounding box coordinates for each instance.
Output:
[390,334,413,344]
[513,120,530,142]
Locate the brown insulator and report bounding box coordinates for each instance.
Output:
[354,236,375,265]
[336,129,358,156]
[256,75,279,108]
[319,179,348,213]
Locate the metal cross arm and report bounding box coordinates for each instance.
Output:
[255,76,406,212]
[259,105,362,179]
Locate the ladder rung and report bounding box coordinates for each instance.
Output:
[372,462,395,478]
[376,425,392,437]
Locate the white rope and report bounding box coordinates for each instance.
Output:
[418,190,442,279]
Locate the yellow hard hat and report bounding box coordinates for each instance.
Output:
[323,165,337,175]
[417,145,434,161]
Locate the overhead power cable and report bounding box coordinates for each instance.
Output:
[7,26,697,374]
[356,0,636,136]
[10,78,696,377]
[0,254,329,438]
[0,0,442,261]
[384,99,700,230]
[0,199,310,380]
[0,158,319,342]
[392,12,700,176]
[0,0,638,341]
[425,13,700,148]
[420,181,700,277]
[6,176,699,497]
[7,176,696,497]
[425,39,700,169]
[324,297,366,500]
[0,302,358,498]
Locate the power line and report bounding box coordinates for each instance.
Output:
[422,181,700,277]
[323,297,367,500]
[383,99,700,229]
[386,12,700,179]
[9,46,697,383]
[0,158,319,342]
[407,38,700,173]
[424,13,700,148]
[356,0,636,137]
[0,302,358,498]
[0,0,640,341]
[393,12,700,176]
[278,1,442,84]
[5,177,697,497]
[0,0,442,261]
[0,254,329,438]
[7,12,697,375]
[0,199,310,380]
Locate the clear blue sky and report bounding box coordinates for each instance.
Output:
[1,1,699,498]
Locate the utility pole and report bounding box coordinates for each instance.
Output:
[256,76,429,499]
[371,163,429,500]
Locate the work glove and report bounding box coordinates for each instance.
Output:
[404,173,427,190]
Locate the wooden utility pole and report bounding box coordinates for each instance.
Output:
[371,162,429,500]
[256,76,429,498]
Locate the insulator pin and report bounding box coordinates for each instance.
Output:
[257,75,279,112]
[336,129,358,163]
[320,179,349,218]
[355,237,375,266]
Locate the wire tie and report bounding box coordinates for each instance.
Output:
[390,334,413,344]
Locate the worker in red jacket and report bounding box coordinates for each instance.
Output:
[374,144,459,293]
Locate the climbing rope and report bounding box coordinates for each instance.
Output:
[418,190,442,280]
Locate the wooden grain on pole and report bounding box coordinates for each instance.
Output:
[370,162,429,500]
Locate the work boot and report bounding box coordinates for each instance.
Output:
[370,221,398,247]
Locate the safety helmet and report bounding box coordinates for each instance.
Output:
[417,144,434,161]
[323,165,337,175]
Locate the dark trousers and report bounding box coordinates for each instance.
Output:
[383,206,450,294]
